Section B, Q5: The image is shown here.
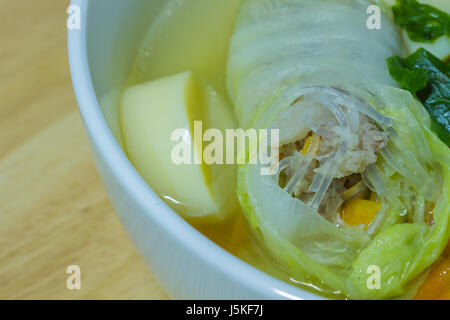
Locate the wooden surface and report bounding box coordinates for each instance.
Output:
[0,0,169,299]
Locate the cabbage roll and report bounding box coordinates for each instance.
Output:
[227,0,450,299]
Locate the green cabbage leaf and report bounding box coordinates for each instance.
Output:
[229,0,450,299]
[237,87,450,299]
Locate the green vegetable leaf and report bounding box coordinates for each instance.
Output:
[393,0,450,42]
[387,56,429,92]
[388,48,450,146]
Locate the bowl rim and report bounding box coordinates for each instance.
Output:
[68,0,322,300]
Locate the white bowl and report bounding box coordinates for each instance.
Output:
[68,0,321,299]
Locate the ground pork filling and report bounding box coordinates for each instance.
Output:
[275,100,388,226]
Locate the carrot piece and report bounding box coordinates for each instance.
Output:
[415,243,450,300]
[415,257,450,300]
[341,199,381,229]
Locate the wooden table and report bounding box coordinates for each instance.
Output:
[0,0,168,299]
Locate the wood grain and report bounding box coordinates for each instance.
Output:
[0,0,168,299]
